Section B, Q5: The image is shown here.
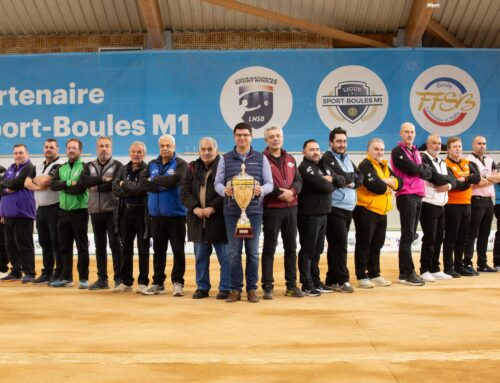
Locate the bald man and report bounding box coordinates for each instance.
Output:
[464,136,500,273]
[390,122,432,286]
[419,135,456,281]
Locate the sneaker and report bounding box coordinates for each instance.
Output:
[173,282,184,297]
[113,283,132,293]
[370,276,392,287]
[262,286,274,300]
[32,274,51,285]
[399,272,425,286]
[89,279,109,290]
[465,265,480,276]
[316,282,334,293]
[444,269,461,278]
[357,279,374,289]
[477,264,498,273]
[78,280,89,289]
[420,271,436,282]
[192,289,209,299]
[226,290,241,302]
[136,284,148,294]
[333,282,354,293]
[431,271,452,280]
[0,271,9,279]
[302,288,321,297]
[494,266,500,272]
[0,273,21,282]
[51,279,74,288]
[21,275,35,284]
[456,267,474,277]
[247,290,259,303]
[285,287,305,298]
[142,284,166,295]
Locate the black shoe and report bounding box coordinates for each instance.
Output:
[399,272,425,286]
[262,286,274,300]
[216,290,230,300]
[477,264,498,273]
[192,289,209,299]
[444,269,461,278]
[465,265,480,276]
[302,288,321,297]
[89,279,110,290]
[33,274,51,285]
[456,267,474,277]
[315,282,334,293]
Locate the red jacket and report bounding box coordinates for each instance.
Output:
[263,148,302,209]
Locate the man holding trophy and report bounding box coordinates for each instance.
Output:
[215,122,274,303]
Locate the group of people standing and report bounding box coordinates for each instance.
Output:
[0,121,499,303]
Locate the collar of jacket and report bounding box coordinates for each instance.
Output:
[328,147,347,162]
[398,141,417,153]
[264,147,287,162]
[127,160,147,171]
[154,153,177,165]
[230,146,255,159]
[366,154,388,168]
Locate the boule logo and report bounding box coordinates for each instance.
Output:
[410,65,480,136]
[220,66,292,139]
[316,65,388,137]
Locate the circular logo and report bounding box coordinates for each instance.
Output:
[316,65,388,137]
[410,65,480,136]
[220,66,293,139]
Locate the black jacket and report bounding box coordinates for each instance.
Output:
[298,158,335,215]
[421,153,457,189]
[321,150,361,188]
[181,156,227,244]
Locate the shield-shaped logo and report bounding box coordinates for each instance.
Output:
[335,81,370,123]
[239,85,273,129]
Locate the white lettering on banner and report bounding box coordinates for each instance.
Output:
[152,114,189,135]
[0,83,104,107]
[0,114,184,139]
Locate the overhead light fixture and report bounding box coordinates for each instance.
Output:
[426,2,440,8]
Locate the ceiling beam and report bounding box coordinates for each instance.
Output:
[426,18,466,48]
[200,0,390,48]
[137,0,164,48]
[406,0,439,47]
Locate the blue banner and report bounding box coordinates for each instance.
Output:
[0,48,498,156]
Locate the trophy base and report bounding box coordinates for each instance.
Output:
[235,226,254,238]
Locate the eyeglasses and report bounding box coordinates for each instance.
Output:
[235,133,251,138]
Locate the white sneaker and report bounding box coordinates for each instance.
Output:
[370,276,392,287]
[495,266,500,272]
[136,284,148,294]
[0,271,9,279]
[173,282,184,297]
[113,283,132,293]
[141,284,166,295]
[420,271,436,282]
[431,271,452,280]
[357,279,374,289]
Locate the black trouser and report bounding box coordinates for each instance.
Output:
[325,207,352,285]
[150,216,186,286]
[443,204,470,272]
[91,212,122,282]
[3,218,35,278]
[36,203,61,278]
[353,206,386,280]
[0,222,8,273]
[493,204,500,267]
[297,214,326,291]
[396,194,422,277]
[119,205,150,286]
[464,197,493,268]
[261,206,298,290]
[58,209,89,282]
[419,202,445,274]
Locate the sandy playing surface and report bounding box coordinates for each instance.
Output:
[0,253,499,382]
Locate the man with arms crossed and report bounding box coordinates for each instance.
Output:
[25,138,64,284]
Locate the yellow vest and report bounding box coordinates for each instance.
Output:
[356,156,396,216]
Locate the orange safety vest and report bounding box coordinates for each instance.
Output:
[445,156,472,205]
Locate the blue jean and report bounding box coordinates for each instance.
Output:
[194,242,231,292]
[224,214,262,292]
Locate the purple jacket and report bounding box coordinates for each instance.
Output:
[0,160,36,219]
[390,142,425,197]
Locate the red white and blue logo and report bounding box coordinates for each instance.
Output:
[410,65,480,136]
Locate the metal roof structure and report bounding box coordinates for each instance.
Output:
[0,0,498,48]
